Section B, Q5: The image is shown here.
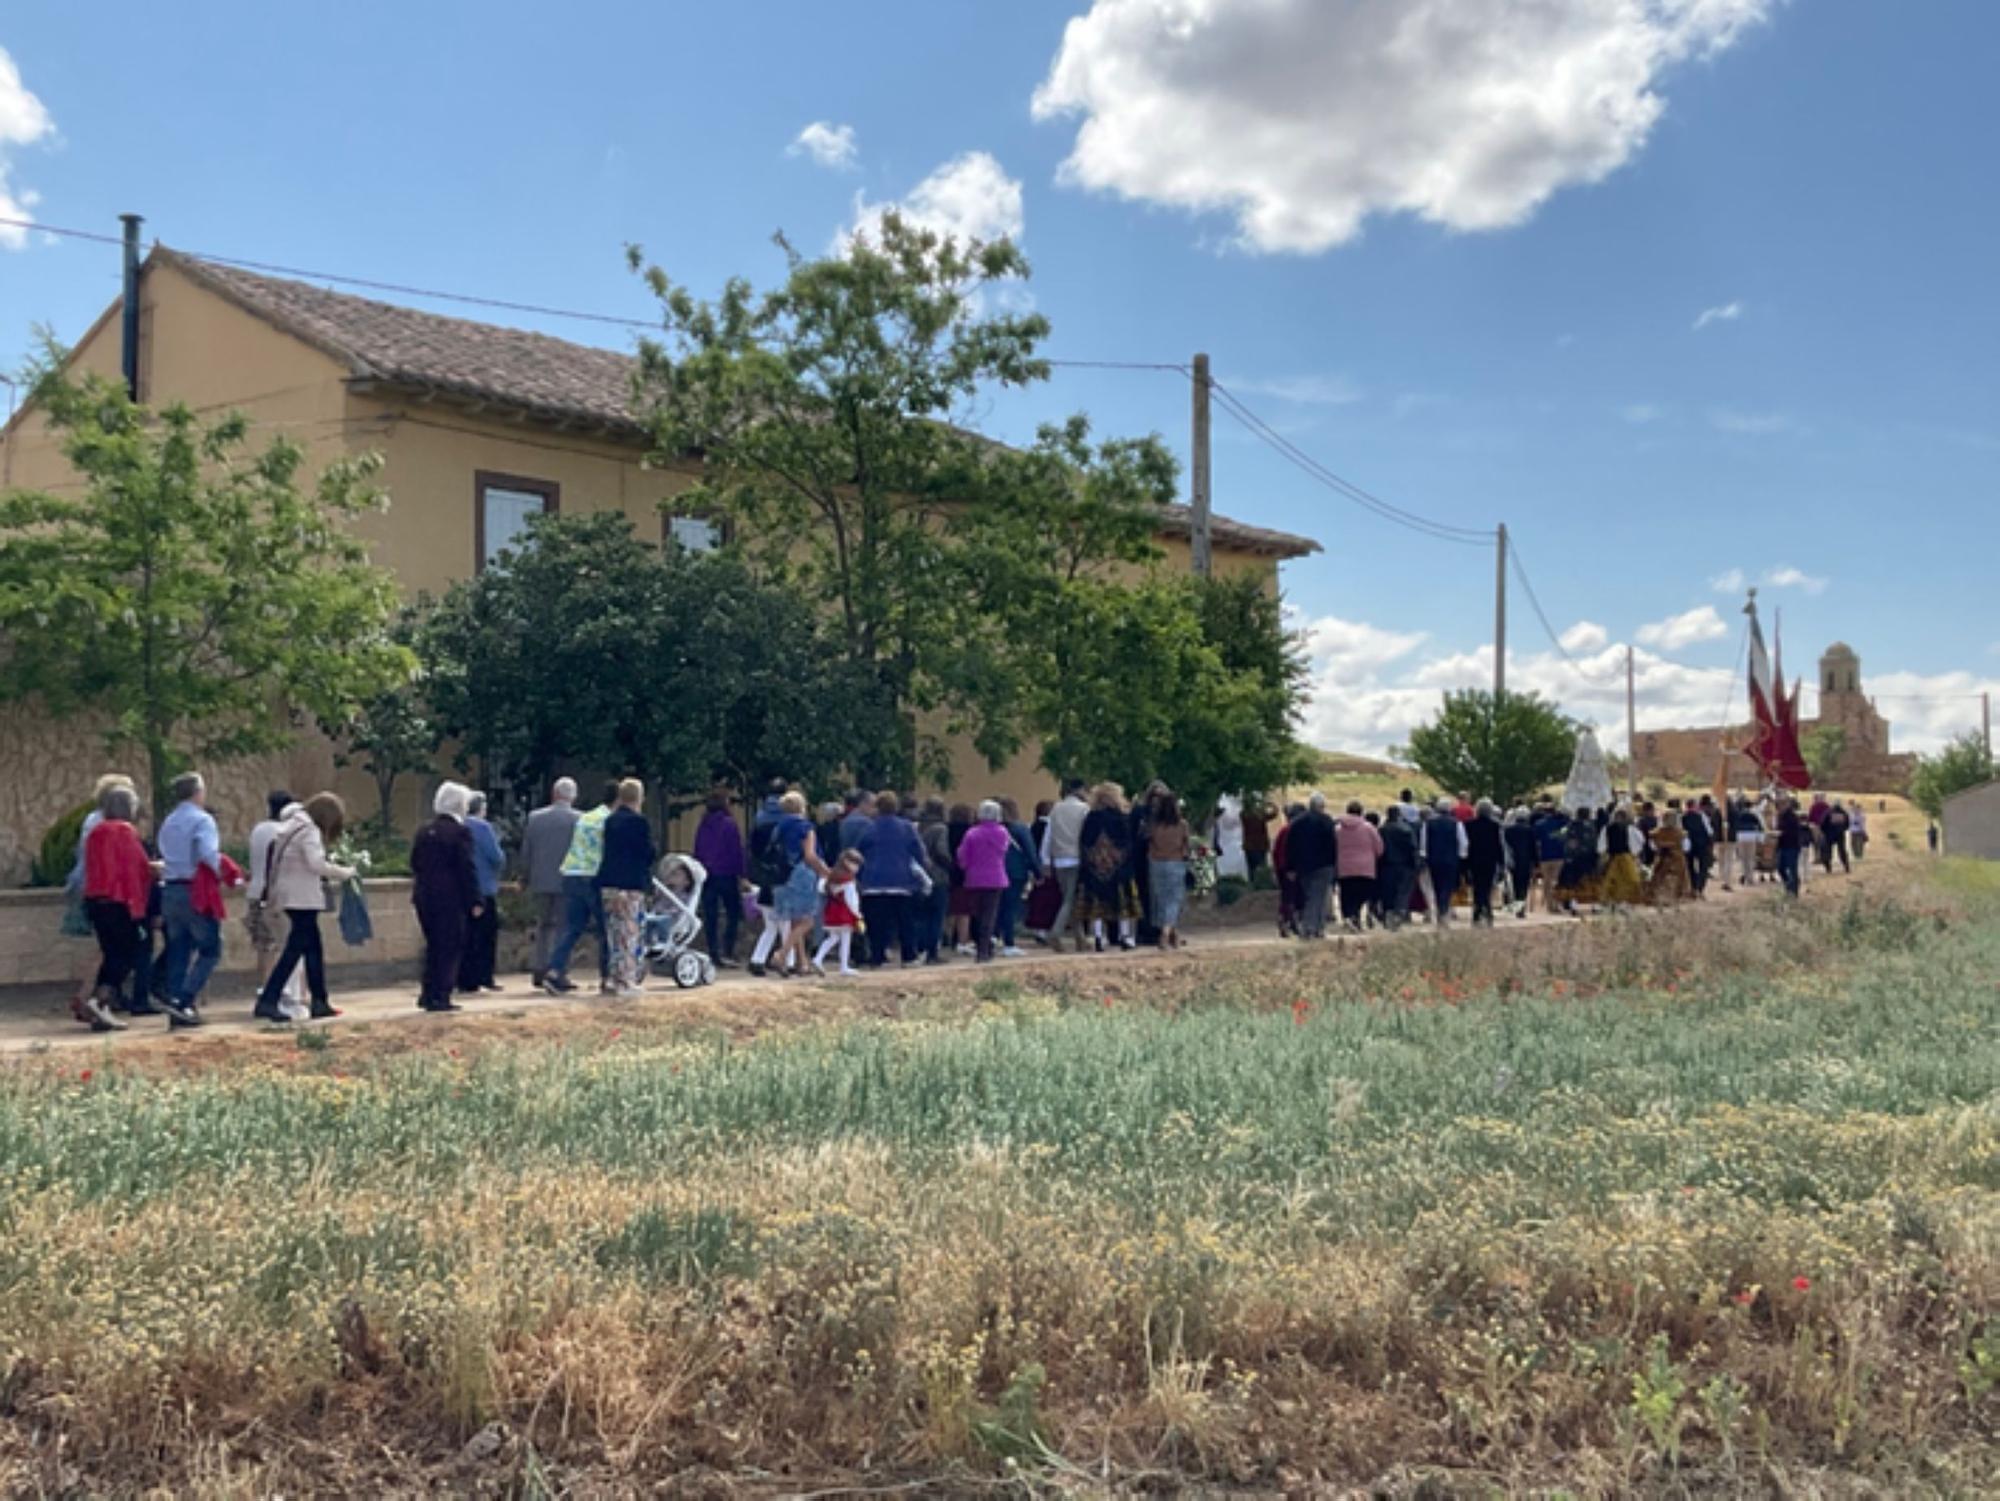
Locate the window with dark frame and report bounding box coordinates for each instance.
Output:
[474,471,559,571]
[664,511,728,555]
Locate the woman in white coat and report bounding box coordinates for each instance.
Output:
[253,794,355,1023]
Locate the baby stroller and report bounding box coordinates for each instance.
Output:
[641,854,715,988]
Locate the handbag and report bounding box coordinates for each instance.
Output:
[337,880,374,947]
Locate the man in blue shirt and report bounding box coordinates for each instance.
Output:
[156,771,220,1026]
[458,791,506,993]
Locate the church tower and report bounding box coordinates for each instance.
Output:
[1820,642,1860,700]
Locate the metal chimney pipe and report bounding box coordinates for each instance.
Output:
[119,213,143,401]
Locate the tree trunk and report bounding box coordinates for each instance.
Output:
[146,739,173,839]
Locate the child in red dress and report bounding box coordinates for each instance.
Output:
[812,849,866,977]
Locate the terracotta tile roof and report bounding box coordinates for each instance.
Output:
[160,248,647,435]
[156,248,1319,559]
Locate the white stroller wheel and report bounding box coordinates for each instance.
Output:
[673,950,706,989]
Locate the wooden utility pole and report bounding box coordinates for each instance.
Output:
[1984,690,1993,764]
[1493,523,1508,701]
[1626,644,1639,799]
[1190,352,1212,578]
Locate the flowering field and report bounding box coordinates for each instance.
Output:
[3,867,1998,1495]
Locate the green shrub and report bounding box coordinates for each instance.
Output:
[30,802,92,889]
[1214,875,1250,907]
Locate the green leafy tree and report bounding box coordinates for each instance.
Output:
[1802,724,1848,786]
[0,358,411,818]
[1398,689,1577,810]
[332,606,440,833]
[420,512,854,814]
[628,215,1175,785]
[1028,575,1310,814]
[1909,731,1993,819]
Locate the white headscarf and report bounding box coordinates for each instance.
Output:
[433,781,472,821]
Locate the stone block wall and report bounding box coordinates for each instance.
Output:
[0,880,425,992]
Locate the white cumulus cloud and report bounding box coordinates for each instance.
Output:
[844,150,1024,250]
[788,120,858,170]
[1561,621,1610,653]
[1621,402,1666,425]
[1710,568,1747,594]
[1032,0,1772,254]
[1693,299,1744,331]
[1297,609,1743,760]
[0,46,54,250]
[1635,604,1728,651]
[1762,564,1827,595]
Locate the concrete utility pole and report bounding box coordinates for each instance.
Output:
[1493,523,1508,701]
[1190,352,1212,578]
[1626,644,1639,799]
[1984,690,1993,764]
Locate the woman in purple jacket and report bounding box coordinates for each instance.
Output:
[956,800,1015,963]
[692,788,747,967]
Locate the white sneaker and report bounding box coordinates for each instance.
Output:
[838,966,860,977]
[955,943,976,957]
[1001,946,1025,958]
[615,986,645,1001]
[82,993,128,1031]
[810,959,827,977]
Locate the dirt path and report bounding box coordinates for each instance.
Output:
[6,854,1882,1071]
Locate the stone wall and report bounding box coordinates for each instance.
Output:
[0,879,426,992]
[0,705,341,888]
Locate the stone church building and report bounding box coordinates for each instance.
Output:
[1629,642,1917,794]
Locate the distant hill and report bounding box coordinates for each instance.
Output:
[1315,750,1411,778]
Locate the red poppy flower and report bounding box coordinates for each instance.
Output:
[607,1028,622,1040]
[1793,1276,1811,1292]
[1734,1290,1755,1306]
[1100,995,1114,1009]
[78,1068,93,1083]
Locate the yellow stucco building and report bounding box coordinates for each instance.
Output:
[0,248,1315,874]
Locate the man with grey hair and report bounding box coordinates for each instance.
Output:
[1287,791,1338,939]
[520,777,580,988]
[156,770,220,1027]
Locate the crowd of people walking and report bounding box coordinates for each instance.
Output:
[58,763,1870,1033]
[1262,786,1867,936]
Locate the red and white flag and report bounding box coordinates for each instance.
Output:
[1744,593,1812,788]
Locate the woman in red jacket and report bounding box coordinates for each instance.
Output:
[79,783,154,1032]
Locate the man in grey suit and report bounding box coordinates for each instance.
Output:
[520,778,580,988]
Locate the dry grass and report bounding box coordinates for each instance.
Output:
[2,855,1997,1496]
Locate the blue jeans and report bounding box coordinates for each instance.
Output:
[548,875,608,979]
[1777,846,1801,897]
[161,883,222,1004]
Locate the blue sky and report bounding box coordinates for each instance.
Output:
[2,0,1995,753]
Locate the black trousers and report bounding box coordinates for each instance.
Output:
[458,902,499,990]
[86,898,141,993]
[1338,874,1375,926]
[861,892,915,966]
[417,901,468,1006]
[260,910,327,1008]
[971,888,1004,961]
[1470,858,1501,922]
[700,875,740,961]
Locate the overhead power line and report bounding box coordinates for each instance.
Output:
[1507,537,1624,686]
[1205,378,1492,546]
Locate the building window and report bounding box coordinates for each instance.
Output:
[474,471,559,570]
[665,512,726,554]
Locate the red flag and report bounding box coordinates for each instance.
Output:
[1743,594,1812,789]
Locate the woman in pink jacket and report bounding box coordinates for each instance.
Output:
[1333,801,1385,933]
[955,801,1015,963]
